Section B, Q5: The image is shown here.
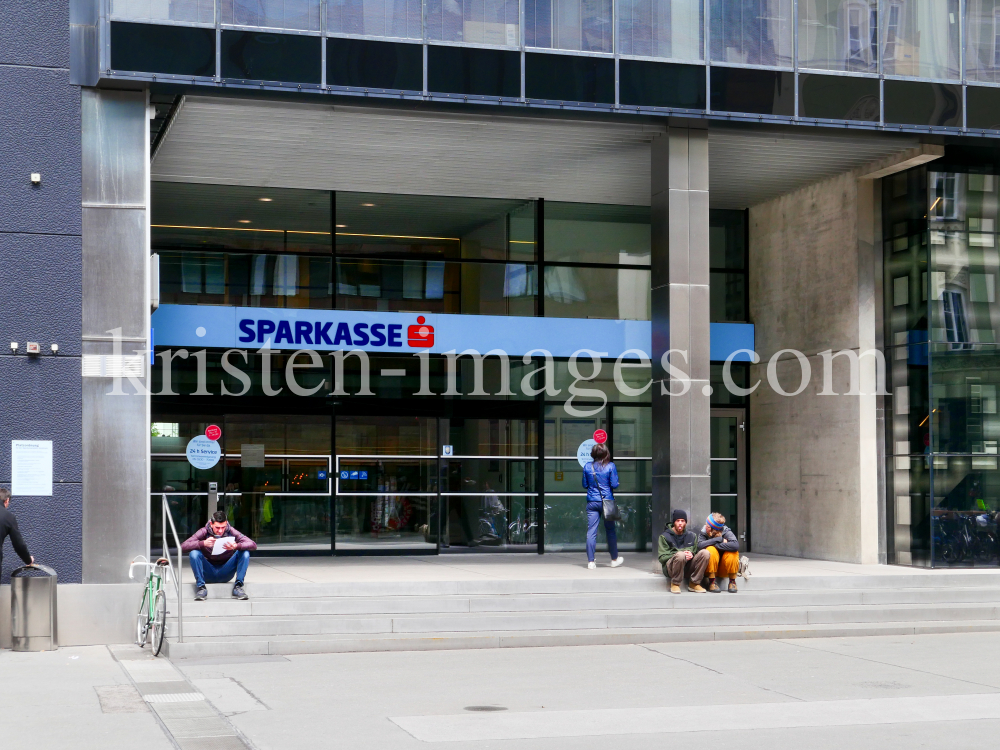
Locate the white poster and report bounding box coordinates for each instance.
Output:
[11,440,53,496]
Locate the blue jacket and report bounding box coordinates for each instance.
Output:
[582,461,619,504]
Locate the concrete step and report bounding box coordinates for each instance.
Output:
[169,570,1000,601]
[166,601,1000,638]
[163,618,1000,659]
[167,586,1000,619]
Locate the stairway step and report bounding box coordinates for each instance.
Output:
[166,601,1000,638]
[163,618,1000,659]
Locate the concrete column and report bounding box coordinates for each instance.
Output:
[650,127,711,549]
[81,89,151,583]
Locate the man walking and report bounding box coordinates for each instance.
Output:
[0,488,34,572]
[181,511,257,601]
[657,509,709,593]
[697,512,741,593]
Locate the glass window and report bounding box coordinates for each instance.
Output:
[880,0,960,80]
[709,209,746,322]
[525,0,614,53]
[797,0,877,73]
[967,1,1000,83]
[709,0,794,68]
[222,0,321,31]
[425,0,520,45]
[112,0,215,23]
[545,203,650,265]
[617,0,703,61]
[544,265,651,320]
[327,0,422,39]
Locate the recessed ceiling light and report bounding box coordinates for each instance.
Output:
[336,224,347,228]
[361,203,376,207]
[238,219,251,224]
[258,197,273,202]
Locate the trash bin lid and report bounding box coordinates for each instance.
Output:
[11,564,56,577]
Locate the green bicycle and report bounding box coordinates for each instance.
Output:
[129,555,169,656]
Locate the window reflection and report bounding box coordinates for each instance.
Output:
[617,0,704,61]
[880,0,960,80]
[710,0,794,68]
[797,0,877,73]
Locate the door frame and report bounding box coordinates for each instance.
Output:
[711,407,748,548]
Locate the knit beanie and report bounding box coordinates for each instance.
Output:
[706,514,725,531]
[671,508,688,524]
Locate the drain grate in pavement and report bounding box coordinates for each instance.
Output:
[465,705,508,712]
[144,692,207,703]
[175,737,249,750]
[95,685,149,714]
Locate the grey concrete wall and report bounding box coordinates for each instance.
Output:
[749,169,881,564]
[0,1,83,583]
[0,582,141,647]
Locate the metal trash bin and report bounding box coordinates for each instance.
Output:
[10,564,58,651]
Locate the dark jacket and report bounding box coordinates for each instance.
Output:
[697,525,740,553]
[0,506,32,570]
[582,461,619,504]
[181,522,256,565]
[657,526,698,565]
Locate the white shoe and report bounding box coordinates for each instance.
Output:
[587,561,597,570]
[610,556,625,568]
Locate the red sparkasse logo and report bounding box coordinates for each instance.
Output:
[408,316,434,348]
[205,424,222,441]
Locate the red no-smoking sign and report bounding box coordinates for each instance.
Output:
[205,425,222,441]
[593,429,607,444]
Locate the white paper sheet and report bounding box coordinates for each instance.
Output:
[212,536,236,555]
[11,440,53,496]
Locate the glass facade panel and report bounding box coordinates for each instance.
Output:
[328,0,422,39]
[425,0,521,45]
[544,203,650,265]
[617,0,703,60]
[709,0,794,68]
[967,1,1000,83]
[544,266,651,319]
[880,0,960,80]
[222,0,321,31]
[525,0,614,52]
[797,0,877,73]
[112,0,215,23]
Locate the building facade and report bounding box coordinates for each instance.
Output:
[5,1,1000,607]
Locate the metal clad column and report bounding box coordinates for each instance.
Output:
[81,89,150,583]
[651,127,711,554]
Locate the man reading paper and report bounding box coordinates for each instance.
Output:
[181,511,257,601]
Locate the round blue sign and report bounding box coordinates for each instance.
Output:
[577,439,597,468]
[186,435,221,470]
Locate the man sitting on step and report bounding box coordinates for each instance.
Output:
[181,511,257,601]
[657,509,710,594]
[697,512,741,593]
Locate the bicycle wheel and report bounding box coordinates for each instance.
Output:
[151,590,167,657]
[136,587,150,647]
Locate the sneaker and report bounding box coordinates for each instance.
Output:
[587,561,597,570]
[728,581,738,594]
[688,582,707,593]
[610,556,625,568]
[670,583,681,594]
[194,586,207,601]
[707,581,721,593]
[232,582,248,600]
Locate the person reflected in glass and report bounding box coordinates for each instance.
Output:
[583,443,625,570]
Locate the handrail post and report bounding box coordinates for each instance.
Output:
[162,494,183,644]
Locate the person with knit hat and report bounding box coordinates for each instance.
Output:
[657,509,710,593]
[697,512,741,593]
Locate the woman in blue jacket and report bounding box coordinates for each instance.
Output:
[583,443,625,570]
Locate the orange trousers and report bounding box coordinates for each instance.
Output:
[706,545,739,579]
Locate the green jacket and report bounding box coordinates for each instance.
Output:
[657,527,698,565]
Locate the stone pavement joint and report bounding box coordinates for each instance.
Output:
[108,644,255,749]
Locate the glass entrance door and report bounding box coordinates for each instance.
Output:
[710,408,748,544]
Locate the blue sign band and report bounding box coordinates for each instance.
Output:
[151,305,754,362]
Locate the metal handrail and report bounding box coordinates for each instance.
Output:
[161,494,183,643]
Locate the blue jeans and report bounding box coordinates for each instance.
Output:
[188,549,250,588]
[586,501,619,562]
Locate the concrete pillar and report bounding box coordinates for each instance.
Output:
[650,127,711,550]
[81,89,150,583]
